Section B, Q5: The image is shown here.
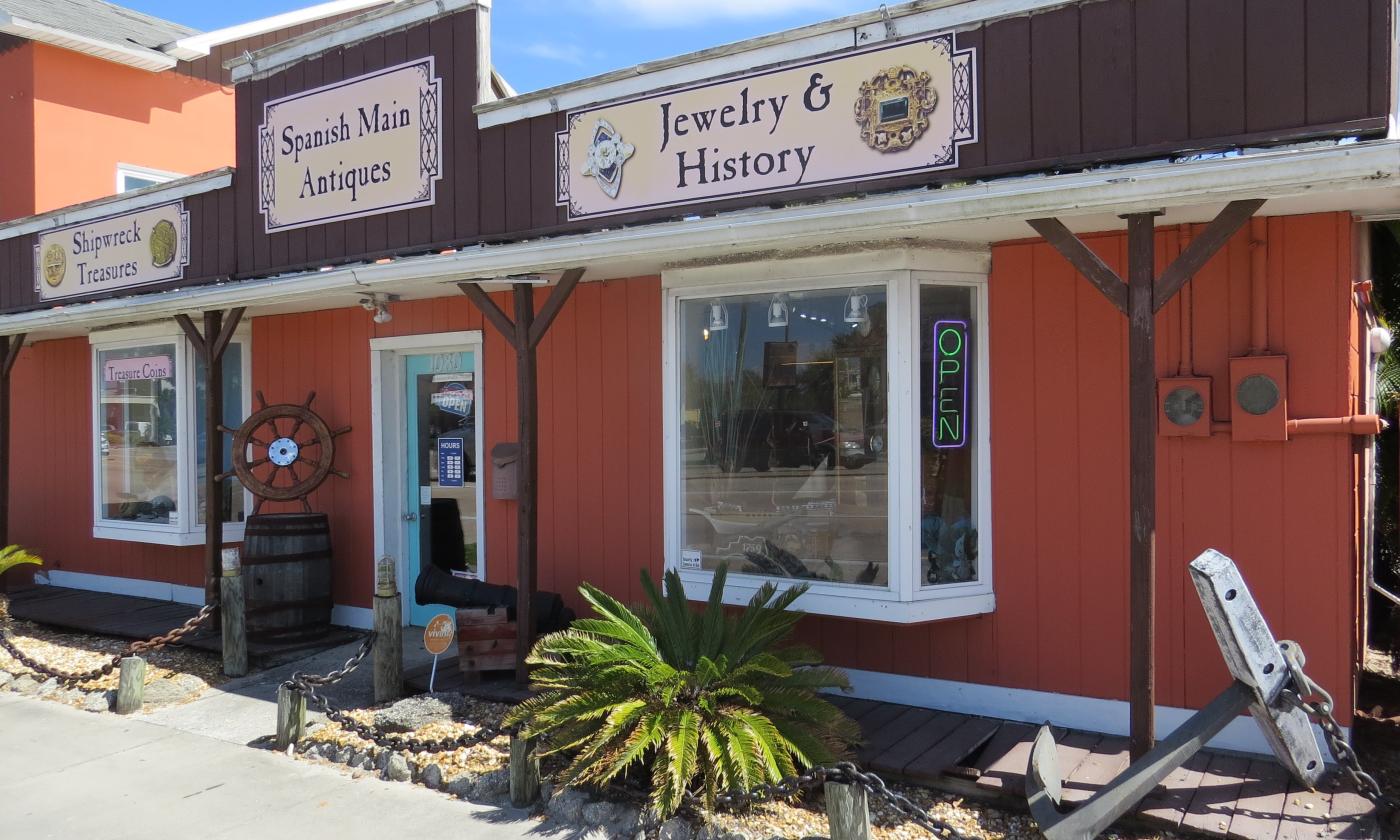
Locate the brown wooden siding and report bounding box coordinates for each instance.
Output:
[175,9,370,86]
[0,0,1390,312]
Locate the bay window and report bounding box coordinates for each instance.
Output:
[665,252,992,622]
[92,325,250,545]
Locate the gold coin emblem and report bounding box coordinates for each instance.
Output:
[41,243,66,288]
[149,219,178,268]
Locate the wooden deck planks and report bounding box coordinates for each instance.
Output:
[1139,752,1211,830]
[974,721,1042,791]
[902,715,1001,785]
[1183,752,1253,837]
[1061,735,1131,804]
[1227,759,1289,840]
[870,711,970,776]
[858,706,942,764]
[1274,776,1333,840]
[1326,775,1376,840]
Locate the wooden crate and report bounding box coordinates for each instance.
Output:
[457,607,516,682]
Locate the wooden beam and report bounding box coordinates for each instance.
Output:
[175,314,208,360]
[512,283,537,685]
[458,281,519,350]
[1027,218,1128,314]
[2,333,25,379]
[202,309,225,610]
[1154,199,1265,312]
[1124,211,1161,759]
[527,268,584,349]
[210,307,246,361]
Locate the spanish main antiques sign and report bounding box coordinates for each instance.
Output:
[258,58,442,233]
[556,34,975,220]
[34,201,189,301]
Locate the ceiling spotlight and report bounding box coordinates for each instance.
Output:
[360,293,399,324]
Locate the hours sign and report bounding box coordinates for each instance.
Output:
[258,58,443,233]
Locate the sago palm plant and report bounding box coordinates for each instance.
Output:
[505,567,860,817]
[0,545,40,578]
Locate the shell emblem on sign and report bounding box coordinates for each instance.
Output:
[423,613,456,656]
[41,243,66,288]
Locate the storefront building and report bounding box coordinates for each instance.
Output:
[0,0,1395,756]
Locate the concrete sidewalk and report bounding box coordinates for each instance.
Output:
[0,692,546,839]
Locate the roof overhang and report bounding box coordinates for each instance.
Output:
[162,0,395,61]
[0,11,176,71]
[0,168,234,242]
[2,140,1397,339]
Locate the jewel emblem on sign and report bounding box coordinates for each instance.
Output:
[579,118,635,199]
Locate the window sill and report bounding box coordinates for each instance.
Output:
[676,570,994,623]
[93,523,247,547]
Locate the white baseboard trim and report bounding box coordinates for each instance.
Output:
[835,668,1342,758]
[37,569,205,605]
[331,605,373,630]
[36,570,376,632]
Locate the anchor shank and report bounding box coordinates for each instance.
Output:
[1041,681,1253,840]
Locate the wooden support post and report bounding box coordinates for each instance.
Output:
[276,684,306,749]
[458,271,582,686]
[220,548,247,677]
[373,590,403,704]
[509,735,540,806]
[1028,201,1262,762]
[0,333,25,587]
[825,782,872,840]
[114,656,146,714]
[513,283,537,686]
[1125,211,1160,759]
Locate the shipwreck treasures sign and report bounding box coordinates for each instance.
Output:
[34,201,189,301]
[258,58,442,233]
[556,34,975,220]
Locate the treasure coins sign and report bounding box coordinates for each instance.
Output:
[258,58,442,233]
[34,201,189,301]
[423,613,456,656]
[555,33,976,220]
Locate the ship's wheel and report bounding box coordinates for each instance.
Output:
[218,391,350,514]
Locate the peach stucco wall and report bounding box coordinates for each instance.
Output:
[29,43,234,216]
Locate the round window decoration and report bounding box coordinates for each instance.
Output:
[1163,386,1205,427]
[1236,374,1281,416]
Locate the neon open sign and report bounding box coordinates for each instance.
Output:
[933,320,968,448]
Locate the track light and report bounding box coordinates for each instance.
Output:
[359,293,399,324]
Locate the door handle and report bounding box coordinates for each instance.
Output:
[402,512,418,522]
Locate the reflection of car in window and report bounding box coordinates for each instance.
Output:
[712,409,870,473]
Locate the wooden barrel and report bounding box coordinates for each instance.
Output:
[241,512,333,642]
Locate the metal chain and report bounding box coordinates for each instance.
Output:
[707,762,971,840]
[281,632,516,755]
[0,603,216,685]
[1277,641,1400,825]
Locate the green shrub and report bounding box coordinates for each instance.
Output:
[0,545,40,578]
[505,566,860,817]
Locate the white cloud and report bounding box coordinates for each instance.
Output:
[520,41,589,64]
[590,0,847,27]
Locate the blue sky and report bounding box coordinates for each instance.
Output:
[124,0,876,92]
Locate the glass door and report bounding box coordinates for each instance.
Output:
[404,350,479,626]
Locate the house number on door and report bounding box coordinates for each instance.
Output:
[429,353,464,373]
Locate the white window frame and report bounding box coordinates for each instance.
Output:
[90,322,253,546]
[662,248,994,623]
[116,163,183,194]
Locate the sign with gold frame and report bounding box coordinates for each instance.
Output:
[555,33,976,220]
[34,200,189,301]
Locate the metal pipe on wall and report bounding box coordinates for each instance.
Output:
[1249,217,1269,355]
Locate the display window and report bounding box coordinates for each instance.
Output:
[91,326,251,545]
[666,260,992,622]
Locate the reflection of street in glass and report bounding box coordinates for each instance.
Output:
[103,443,178,521]
[684,459,888,586]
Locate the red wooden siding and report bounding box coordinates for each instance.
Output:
[798,213,1360,723]
[3,217,1361,722]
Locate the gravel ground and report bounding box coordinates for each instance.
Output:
[0,595,225,704]
[293,692,1181,840]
